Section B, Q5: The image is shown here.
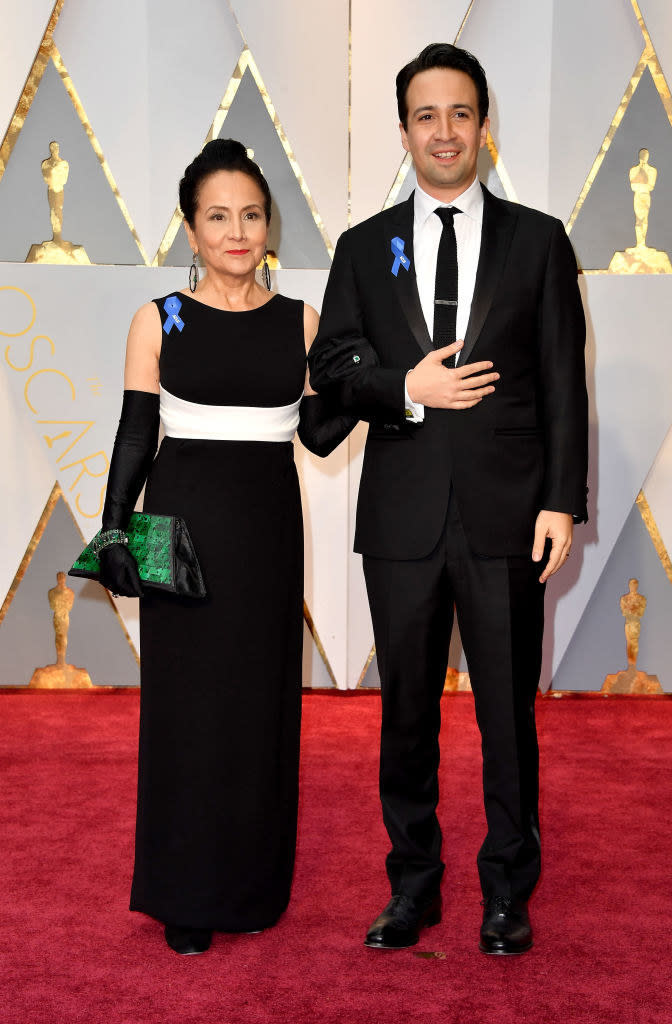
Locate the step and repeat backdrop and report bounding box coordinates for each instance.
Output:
[1,0,671,691]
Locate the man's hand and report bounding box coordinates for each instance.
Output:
[406,340,499,409]
[532,511,573,583]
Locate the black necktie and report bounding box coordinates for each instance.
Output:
[433,207,461,360]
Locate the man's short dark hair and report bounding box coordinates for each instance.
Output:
[396,43,489,128]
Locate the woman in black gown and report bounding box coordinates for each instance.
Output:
[97,140,350,954]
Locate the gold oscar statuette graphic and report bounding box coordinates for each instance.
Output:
[26,141,91,265]
[608,150,672,273]
[29,572,93,688]
[602,578,662,693]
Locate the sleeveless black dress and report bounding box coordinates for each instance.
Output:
[129,292,305,932]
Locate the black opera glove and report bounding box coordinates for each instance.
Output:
[97,390,160,598]
[297,394,358,458]
[98,543,144,598]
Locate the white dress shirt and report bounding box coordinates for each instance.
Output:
[405,176,485,420]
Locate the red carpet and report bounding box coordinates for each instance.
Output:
[1,692,670,1024]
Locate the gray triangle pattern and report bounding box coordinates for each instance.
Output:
[553,503,672,692]
[570,67,672,271]
[302,619,335,688]
[162,67,330,269]
[0,497,139,685]
[0,60,142,264]
[359,651,380,689]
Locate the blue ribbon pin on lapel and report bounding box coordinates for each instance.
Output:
[163,296,184,334]
[390,237,410,277]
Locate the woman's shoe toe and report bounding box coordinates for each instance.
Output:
[164,924,212,954]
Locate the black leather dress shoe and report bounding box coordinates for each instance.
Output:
[364,893,442,950]
[164,924,212,955]
[479,897,532,955]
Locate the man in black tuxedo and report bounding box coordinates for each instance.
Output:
[309,43,588,955]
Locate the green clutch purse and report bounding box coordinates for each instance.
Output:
[69,512,206,598]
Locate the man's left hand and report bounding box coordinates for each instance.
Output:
[532,511,573,584]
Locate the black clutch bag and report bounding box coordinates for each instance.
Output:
[69,512,207,598]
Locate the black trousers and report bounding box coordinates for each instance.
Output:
[363,495,545,906]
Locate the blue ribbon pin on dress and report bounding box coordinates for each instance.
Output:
[390,237,410,277]
[163,296,184,334]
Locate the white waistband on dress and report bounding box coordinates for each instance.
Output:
[160,385,301,442]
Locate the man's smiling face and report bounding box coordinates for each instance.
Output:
[400,67,489,202]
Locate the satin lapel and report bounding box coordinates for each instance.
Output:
[384,193,433,357]
[460,186,517,366]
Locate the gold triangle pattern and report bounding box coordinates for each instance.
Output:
[454,0,477,43]
[0,481,63,627]
[636,491,672,585]
[356,643,376,688]
[154,47,333,266]
[0,9,149,265]
[303,600,338,688]
[566,0,672,249]
[382,151,412,212]
[0,482,139,664]
[0,0,65,180]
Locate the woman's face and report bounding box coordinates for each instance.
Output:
[185,169,268,281]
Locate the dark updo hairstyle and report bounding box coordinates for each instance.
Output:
[396,43,489,128]
[178,138,272,227]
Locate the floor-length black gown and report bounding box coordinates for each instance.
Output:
[129,291,306,932]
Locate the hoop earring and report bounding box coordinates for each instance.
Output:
[262,248,271,291]
[189,251,199,293]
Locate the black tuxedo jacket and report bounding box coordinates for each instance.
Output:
[309,185,588,560]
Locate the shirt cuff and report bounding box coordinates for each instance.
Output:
[404,372,425,423]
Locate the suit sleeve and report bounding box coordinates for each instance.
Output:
[538,220,589,522]
[308,231,407,421]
